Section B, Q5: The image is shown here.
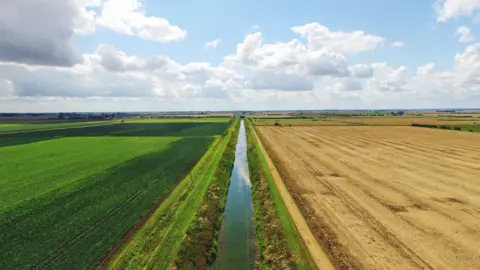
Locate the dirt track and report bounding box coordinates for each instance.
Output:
[258,126,480,270]
[253,128,334,270]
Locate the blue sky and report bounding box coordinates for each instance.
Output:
[1,0,480,111]
[76,0,469,68]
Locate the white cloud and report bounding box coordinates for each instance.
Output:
[334,78,363,92]
[205,39,221,49]
[373,64,408,92]
[226,32,349,77]
[96,0,187,42]
[291,22,384,54]
[249,71,313,91]
[416,63,436,76]
[0,44,246,100]
[456,26,475,43]
[453,43,480,84]
[436,0,480,22]
[391,41,405,47]
[0,79,14,97]
[350,64,374,78]
[73,0,102,35]
[232,32,263,66]
[2,3,480,112]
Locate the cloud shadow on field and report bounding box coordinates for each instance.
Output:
[0,122,229,148]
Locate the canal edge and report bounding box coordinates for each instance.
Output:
[252,127,335,270]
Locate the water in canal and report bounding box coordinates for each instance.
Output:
[215,119,255,269]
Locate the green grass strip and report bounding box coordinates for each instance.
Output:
[106,120,237,270]
[245,118,314,270]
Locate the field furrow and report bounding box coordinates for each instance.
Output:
[258,126,480,270]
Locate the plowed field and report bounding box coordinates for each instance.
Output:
[257,126,480,270]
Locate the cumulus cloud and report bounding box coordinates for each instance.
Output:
[350,64,374,78]
[366,64,408,92]
[436,0,480,22]
[453,43,480,84]
[93,45,144,72]
[303,50,349,76]
[226,31,350,77]
[0,0,84,66]
[291,23,384,54]
[0,44,246,100]
[391,41,405,47]
[416,63,436,76]
[249,71,313,91]
[0,79,14,97]
[405,43,480,99]
[456,26,475,43]
[96,0,187,42]
[205,39,221,49]
[334,78,363,91]
[2,5,480,111]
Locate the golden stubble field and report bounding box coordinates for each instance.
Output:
[254,117,480,126]
[257,126,480,270]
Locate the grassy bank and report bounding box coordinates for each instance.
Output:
[245,118,314,269]
[174,118,240,269]
[105,119,237,269]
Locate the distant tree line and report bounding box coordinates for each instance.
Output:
[58,113,117,120]
[411,124,470,131]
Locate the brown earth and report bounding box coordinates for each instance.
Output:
[254,117,480,127]
[254,120,349,126]
[253,128,335,270]
[343,118,480,126]
[257,126,480,270]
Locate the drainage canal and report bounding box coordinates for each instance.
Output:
[215,119,255,269]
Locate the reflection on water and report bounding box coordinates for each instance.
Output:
[215,120,255,270]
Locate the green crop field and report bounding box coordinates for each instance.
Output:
[0,124,25,128]
[456,125,480,132]
[130,117,231,123]
[0,121,113,134]
[106,120,238,269]
[0,120,231,269]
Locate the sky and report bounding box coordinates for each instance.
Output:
[1,0,480,112]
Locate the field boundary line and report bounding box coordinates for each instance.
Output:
[252,127,334,270]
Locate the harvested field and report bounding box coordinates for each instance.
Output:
[254,119,349,126]
[253,117,480,127]
[343,117,479,126]
[257,126,480,269]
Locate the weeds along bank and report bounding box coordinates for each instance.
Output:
[174,119,240,269]
[244,119,314,269]
[105,119,238,269]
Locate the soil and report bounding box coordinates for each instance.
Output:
[258,126,480,270]
[253,128,335,270]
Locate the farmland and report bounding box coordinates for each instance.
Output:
[0,121,112,134]
[257,126,480,269]
[105,120,238,269]
[245,119,316,269]
[0,119,230,269]
[253,116,480,127]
